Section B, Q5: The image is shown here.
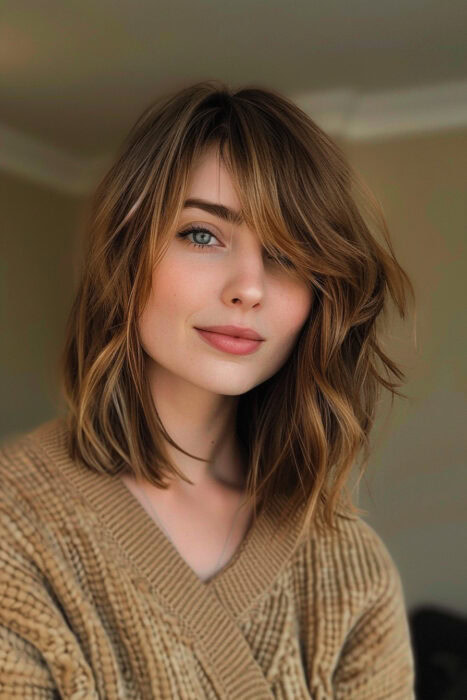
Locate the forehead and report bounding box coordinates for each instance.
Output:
[184,147,243,222]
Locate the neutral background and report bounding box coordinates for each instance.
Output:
[1,1,466,620]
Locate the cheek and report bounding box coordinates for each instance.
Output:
[138,259,205,346]
[277,284,312,335]
[299,285,313,321]
[146,260,193,317]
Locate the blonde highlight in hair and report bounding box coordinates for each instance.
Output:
[60,79,416,546]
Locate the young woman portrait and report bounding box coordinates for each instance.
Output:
[0,80,416,698]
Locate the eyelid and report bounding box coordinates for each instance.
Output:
[180,220,222,234]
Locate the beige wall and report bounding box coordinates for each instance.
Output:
[343,128,467,614]
[0,171,85,438]
[1,127,466,614]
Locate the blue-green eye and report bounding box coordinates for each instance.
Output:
[176,226,218,250]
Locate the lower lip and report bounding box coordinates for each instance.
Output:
[195,329,263,355]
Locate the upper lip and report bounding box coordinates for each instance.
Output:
[195,325,265,340]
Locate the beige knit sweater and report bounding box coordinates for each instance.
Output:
[0,418,415,699]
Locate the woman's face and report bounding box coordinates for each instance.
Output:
[138,146,313,397]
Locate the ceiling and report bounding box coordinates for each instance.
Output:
[1,0,466,158]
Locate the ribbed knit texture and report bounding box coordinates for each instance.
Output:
[0,418,415,699]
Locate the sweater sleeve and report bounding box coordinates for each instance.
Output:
[0,623,58,699]
[0,443,97,698]
[332,528,416,699]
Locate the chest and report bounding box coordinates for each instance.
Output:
[122,476,253,582]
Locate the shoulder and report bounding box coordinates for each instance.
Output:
[338,514,401,572]
[300,512,405,608]
[0,417,69,520]
[0,418,85,594]
[0,416,68,472]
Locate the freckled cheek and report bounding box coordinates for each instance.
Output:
[148,261,210,323]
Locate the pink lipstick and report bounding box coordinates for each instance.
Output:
[195,328,264,355]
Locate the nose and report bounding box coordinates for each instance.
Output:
[222,243,266,308]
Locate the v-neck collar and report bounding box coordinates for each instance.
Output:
[28,417,309,698]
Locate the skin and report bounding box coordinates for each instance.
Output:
[123,145,312,522]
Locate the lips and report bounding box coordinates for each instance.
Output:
[195,328,263,355]
[194,325,264,341]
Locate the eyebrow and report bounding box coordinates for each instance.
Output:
[183,198,244,226]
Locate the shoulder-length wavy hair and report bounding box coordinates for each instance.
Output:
[61,79,415,544]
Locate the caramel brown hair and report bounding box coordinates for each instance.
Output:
[61,80,416,544]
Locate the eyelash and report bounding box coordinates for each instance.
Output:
[176,226,295,268]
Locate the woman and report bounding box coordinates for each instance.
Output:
[0,81,416,698]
